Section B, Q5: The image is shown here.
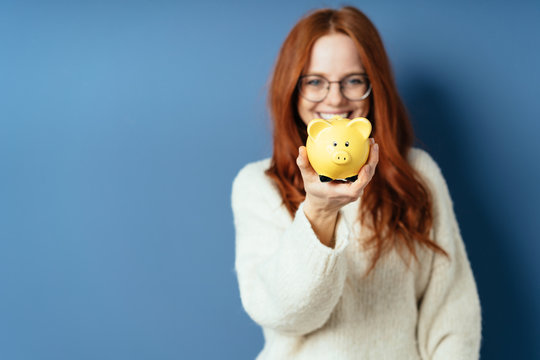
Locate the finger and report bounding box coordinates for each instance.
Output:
[350,141,379,193]
[296,146,307,170]
[367,141,379,168]
[363,142,379,182]
[296,146,308,171]
[296,146,317,179]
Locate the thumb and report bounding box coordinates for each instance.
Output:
[296,146,308,169]
[297,146,316,179]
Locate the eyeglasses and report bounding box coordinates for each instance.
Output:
[297,73,372,102]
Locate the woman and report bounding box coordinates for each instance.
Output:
[231,6,481,360]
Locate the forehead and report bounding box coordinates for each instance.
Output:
[306,33,365,77]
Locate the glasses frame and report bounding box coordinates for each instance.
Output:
[297,73,372,103]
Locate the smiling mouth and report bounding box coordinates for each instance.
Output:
[317,112,352,120]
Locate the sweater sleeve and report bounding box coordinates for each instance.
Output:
[414,151,482,360]
[231,162,351,336]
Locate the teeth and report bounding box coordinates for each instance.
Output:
[319,112,349,120]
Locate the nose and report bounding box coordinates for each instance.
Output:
[325,83,347,106]
[332,150,351,165]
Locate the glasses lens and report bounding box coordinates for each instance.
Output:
[299,75,328,102]
[341,74,371,101]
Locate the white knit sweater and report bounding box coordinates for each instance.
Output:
[231,147,482,360]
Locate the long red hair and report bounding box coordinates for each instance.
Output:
[264,6,449,274]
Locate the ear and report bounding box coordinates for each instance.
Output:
[307,119,332,140]
[347,117,372,139]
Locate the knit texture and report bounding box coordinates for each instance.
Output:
[231,148,482,360]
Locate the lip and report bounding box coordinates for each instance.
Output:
[317,111,353,118]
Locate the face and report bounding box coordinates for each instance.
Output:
[297,33,370,126]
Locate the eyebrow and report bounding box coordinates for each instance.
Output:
[302,72,367,78]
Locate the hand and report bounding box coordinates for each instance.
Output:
[296,139,379,215]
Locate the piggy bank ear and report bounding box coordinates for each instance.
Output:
[347,117,372,139]
[307,119,332,140]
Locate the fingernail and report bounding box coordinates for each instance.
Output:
[370,138,374,144]
[374,143,379,151]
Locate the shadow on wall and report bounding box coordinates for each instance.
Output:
[402,75,536,359]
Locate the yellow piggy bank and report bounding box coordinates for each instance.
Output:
[306,116,372,182]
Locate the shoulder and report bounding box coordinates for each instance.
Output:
[407,147,453,218]
[231,157,282,208]
[407,147,442,177]
[407,147,447,193]
[407,148,458,241]
[233,157,272,185]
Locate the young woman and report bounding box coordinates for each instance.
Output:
[231,6,481,360]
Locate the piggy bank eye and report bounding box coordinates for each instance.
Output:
[333,141,337,147]
[345,141,349,147]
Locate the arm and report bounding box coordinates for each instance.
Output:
[295,141,379,249]
[231,164,351,336]
[415,153,482,360]
[303,202,339,248]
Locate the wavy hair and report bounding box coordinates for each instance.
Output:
[264,6,449,274]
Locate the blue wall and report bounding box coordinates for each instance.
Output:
[1,0,538,359]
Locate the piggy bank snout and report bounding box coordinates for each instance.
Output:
[332,150,351,165]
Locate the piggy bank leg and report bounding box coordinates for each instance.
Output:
[319,175,333,182]
[346,175,358,182]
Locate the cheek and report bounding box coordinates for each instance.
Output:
[354,100,370,117]
[298,98,313,113]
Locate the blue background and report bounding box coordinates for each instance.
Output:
[1,0,538,359]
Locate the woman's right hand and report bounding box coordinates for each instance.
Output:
[296,139,379,216]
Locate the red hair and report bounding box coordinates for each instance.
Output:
[264,6,449,274]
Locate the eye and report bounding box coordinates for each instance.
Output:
[302,76,326,88]
[345,141,349,147]
[333,141,337,147]
[345,76,366,86]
